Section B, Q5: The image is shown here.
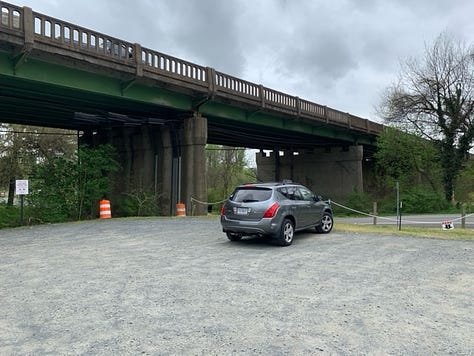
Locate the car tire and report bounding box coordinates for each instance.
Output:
[226,232,242,241]
[278,219,294,246]
[316,212,333,234]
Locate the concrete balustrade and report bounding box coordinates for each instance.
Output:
[141,47,207,82]
[1,6,21,29]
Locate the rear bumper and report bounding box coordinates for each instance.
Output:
[220,216,280,236]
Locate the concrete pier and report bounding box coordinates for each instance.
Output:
[256,145,364,200]
[81,115,208,216]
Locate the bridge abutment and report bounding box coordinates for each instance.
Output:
[256,145,364,200]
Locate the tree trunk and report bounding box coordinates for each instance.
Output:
[7,177,15,206]
[443,173,454,203]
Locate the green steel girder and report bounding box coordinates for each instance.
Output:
[200,102,375,146]
[0,50,376,148]
[0,52,192,109]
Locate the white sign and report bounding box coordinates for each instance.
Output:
[441,221,454,230]
[15,179,29,195]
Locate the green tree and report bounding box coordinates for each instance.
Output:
[374,128,450,213]
[380,32,474,202]
[0,124,23,205]
[206,145,255,204]
[28,144,120,222]
[28,156,78,222]
[374,128,442,191]
[455,159,474,205]
[0,124,76,205]
[76,144,120,219]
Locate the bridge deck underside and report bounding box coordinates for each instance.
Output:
[0,47,377,153]
[0,73,372,151]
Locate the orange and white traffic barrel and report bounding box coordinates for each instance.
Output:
[176,202,186,217]
[99,199,112,219]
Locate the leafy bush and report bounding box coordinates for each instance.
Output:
[28,156,78,223]
[400,188,449,213]
[76,145,120,219]
[333,190,375,216]
[0,203,21,228]
[207,187,227,214]
[118,188,160,216]
[334,187,450,216]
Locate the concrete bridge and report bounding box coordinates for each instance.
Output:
[0,2,384,215]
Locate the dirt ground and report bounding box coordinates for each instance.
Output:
[1,217,473,355]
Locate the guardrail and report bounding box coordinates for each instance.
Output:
[0,1,384,135]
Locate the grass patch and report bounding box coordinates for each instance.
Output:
[335,223,474,240]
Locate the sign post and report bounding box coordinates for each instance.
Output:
[15,180,29,225]
[396,182,401,230]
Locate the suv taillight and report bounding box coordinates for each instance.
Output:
[220,205,226,216]
[263,202,280,218]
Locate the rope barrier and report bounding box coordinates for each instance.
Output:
[190,195,472,226]
[331,201,398,222]
[191,197,227,205]
[332,200,474,226]
[450,212,474,222]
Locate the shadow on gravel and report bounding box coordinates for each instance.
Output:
[224,231,318,248]
[225,236,277,248]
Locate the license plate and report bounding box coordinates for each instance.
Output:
[236,207,249,215]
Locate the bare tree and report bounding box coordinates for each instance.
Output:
[380,32,474,202]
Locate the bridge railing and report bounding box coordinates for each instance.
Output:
[1,2,22,31]
[214,71,261,99]
[299,99,327,118]
[210,71,384,133]
[141,46,208,84]
[263,87,298,111]
[0,2,384,135]
[32,11,136,64]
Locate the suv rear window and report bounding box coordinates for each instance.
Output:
[231,187,272,202]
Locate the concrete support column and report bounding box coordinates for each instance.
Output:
[273,149,280,182]
[83,121,207,217]
[160,127,173,215]
[137,126,154,190]
[193,116,208,216]
[182,119,194,214]
[181,115,208,215]
[121,127,133,193]
[256,145,364,200]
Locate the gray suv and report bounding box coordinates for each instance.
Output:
[220,182,333,246]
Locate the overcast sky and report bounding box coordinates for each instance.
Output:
[7,0,474,122]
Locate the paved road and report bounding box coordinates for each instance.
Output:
[337,213,474,228]
[1,217,473,355]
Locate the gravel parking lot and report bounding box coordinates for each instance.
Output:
[1,217,473,355]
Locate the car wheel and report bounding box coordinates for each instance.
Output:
[278,219,294,246]
[316,212,333,233]
[226,232,242,241]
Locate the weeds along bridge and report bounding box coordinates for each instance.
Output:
[0,2,384,215]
